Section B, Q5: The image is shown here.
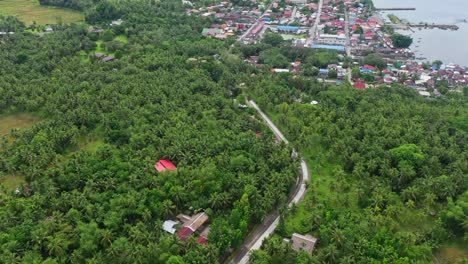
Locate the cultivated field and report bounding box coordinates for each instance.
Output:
[0,0,83,25]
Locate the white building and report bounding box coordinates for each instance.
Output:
[162,220,179,234]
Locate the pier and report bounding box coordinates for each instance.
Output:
[391,23,459,31]
[409,24,459,30]
[375,8,416,11]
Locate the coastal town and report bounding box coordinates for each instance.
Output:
[188,0,468,96]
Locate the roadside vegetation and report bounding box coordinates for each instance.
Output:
[0,0,466,263]
[247,81,467,263]
[0,3,298,262]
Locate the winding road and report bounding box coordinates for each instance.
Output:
[228,100,310,264]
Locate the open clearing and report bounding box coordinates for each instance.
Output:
[0,174,25,192]
[0,113,41,137]
[432,243,468,264]
[0,0,83,25]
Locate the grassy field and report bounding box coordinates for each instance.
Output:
[0,113,41,137]
[114,35,128,44]
[0,174,25,192]
[0,0,83,25]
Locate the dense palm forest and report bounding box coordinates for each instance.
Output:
[0,2,299,262]
[247,78,467,263]
[0,0,467,263]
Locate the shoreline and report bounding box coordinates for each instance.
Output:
[374,9,468,68]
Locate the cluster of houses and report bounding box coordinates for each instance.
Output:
[353,61,468,95]
[191,1,262,40]
[194,0,319,43]
[313,0,347,49]
[156,159,211,245]
[154,158,321,253]
[163,212,210,245]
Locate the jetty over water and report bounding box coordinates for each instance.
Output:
[391,23,459,31]
[410,24,459,30]
[375,8,416,11]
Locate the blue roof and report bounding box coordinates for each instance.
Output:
[277,26,300,31]
[263,18,271,21]
[360,69,374,73]
[319,69,329,73]
[311,44,346,51]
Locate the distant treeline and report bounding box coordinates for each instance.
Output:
[39,0,94,11]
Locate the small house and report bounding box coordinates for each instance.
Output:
[155,159,177,172]
[354,82,366,89]
[162,220,179,234]
[291,233,318,253]
[176,212,209,241]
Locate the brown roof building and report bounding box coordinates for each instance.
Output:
[291,233,318,253]
[176,212,209,241]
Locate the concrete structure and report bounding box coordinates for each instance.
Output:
[176,212,209,241]
[155,159,177,172]
[312,44,346,52]
[162,220,179,234]
[291,233,318,253]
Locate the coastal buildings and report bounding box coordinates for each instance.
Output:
[189,0,467,94]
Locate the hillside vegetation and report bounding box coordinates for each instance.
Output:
[0,0,466,263]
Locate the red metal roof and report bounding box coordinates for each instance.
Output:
[197,235,208,245]
[177,226,194,241]
[363,65,375,70]
[354,82,366,89]
[155,159,177,172]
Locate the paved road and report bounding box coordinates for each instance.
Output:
[238,2,274,43]
[344,8,353,84]
[305,0,324,47]
[228,100,310,264]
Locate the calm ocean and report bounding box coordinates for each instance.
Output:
[373,0,468,66]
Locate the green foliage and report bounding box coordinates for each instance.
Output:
[262,32,284,47]
[363,53,386,69]
[259,48,289,68]
[327,68,337,79]
[0,0,466,263]
[0,15,25,32]
[351,67,361,78]
[390,144,425,167]
[39,0,93,10]
[441,191,468,238]
[0,6,298,262]
[101,30,114,42]
[391,33,413,48]
[247,82,467,262]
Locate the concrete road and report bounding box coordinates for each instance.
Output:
[344,8,353,84]
[228,100,310,264]
[238,2,274,43]
[305,0,324,47]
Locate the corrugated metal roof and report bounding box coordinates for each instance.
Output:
[155,159,177,172]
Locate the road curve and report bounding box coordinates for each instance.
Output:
[228,100,310,264]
